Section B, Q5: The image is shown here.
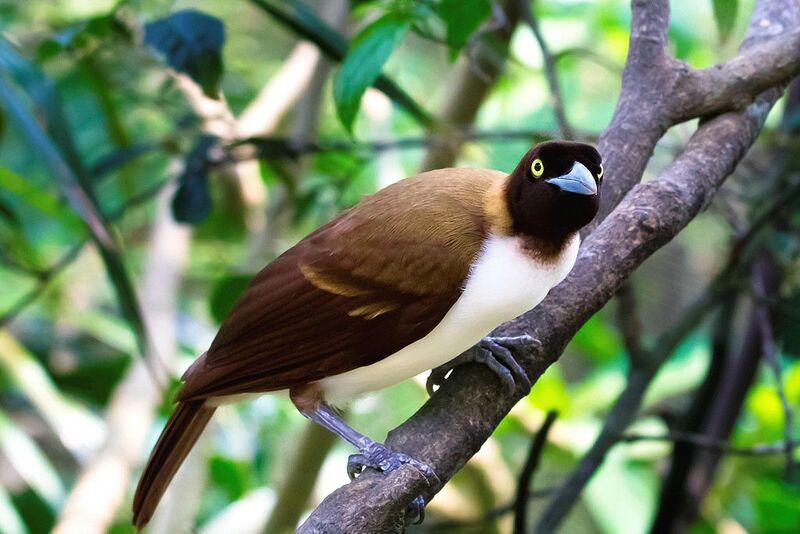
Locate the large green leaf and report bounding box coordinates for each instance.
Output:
[209,273,253,324]
[0,483,25,534]
[249,0,434,128]
[712,0,738,43]
[0,39,87,179]
[172,135,216,224]
[333,14,410,132]
[0,331,104,457]
[144,9,225,98]
[0,58,150,363]
[0,166,84,234]
[0,411,65,510]
[437,0,490,55]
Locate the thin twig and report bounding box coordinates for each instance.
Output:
[463,0,510,83]
[0,179,169,328]
[0,243,84,328]
[228,127,594,164]
[615,281,646,362]
[519,0,575,139]
[425,488,555,532]
[620,431,800,456]
[513,410,558,534]
[752,254,797,481]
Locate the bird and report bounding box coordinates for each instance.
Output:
[132,140,603,528]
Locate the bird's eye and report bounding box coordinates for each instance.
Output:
[531,158,544,177]
[598,163,604,180]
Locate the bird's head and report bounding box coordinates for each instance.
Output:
[505,140,602,242]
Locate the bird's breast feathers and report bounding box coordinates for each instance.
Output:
[319,232,580,402]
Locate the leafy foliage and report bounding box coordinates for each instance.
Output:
[172,135,217,223]
[0,1,798,533]
[712,0,739,43]
[144,9,225,98]
[333,13,411,132]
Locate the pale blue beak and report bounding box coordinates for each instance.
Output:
[545,162,597,196]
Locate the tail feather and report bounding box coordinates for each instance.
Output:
[132,399,216,529]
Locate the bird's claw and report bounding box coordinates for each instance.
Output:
[347,441,439,524]
[426,334,537,396]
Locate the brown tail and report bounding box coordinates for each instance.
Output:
[132,399,216,529]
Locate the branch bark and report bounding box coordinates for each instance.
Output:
[299,1,800,531]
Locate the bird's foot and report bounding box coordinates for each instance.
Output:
[427,334,538,396]
[347,440,440,524]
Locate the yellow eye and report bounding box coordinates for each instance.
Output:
[598,163,604,179]
[531,158,544,177]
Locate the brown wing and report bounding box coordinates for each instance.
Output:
[178,169,504,401]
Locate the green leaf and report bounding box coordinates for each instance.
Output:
[0,166,84,234]
[0,58,151,364]
[209,273,253,324]
[144,9,225,98]
[333,14,410,132]
[0,38,88,179]
[249,0,434,128]
[712,0,738,43]
[437,0,490,56]
[0,411,65,510]
[171,135,216,224]
[0,483,25,534]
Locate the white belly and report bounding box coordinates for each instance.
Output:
[319,233,579,404]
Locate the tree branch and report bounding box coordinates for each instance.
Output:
[298,1,800,531]
[513,410,557,534]
[752,253,797,481]
[418,0,521,171]
[672,28,800,123]
[518,0,574,139]
[620,432,800,457]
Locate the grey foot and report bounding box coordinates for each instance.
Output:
[427,334,538,396]
[347,440,440,524]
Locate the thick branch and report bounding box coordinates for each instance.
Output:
[299,1,800,531]
[300,92,784,533]
[672,28,800,122]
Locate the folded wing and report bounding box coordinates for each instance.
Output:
[178,169,501,401]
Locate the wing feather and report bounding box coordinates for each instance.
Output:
[178,169,503,401]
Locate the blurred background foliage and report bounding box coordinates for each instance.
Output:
[0,0,798,533]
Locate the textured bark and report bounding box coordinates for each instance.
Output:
[299,1,800,532]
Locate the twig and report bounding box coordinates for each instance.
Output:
[651,295,736,531]
[514,411,557,534]
[0,243,84,328]
[425,488,555,532]
[534,366,653,533]
[615,281,645,362]
[0,179,169,328]
[229,127,591,163]
[728,177,800,264]
[463,0,509,83]
[518,0,575,139]
[620,431,800,457]
[418,0,522,172]
[554,47,623,74]
[752,253,797,481]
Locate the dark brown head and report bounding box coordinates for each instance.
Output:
[505,140,602,244]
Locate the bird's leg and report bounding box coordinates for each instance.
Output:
[290,386,439,523]
[427,334,538,396]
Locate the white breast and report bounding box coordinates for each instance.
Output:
[319,233,580,404]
